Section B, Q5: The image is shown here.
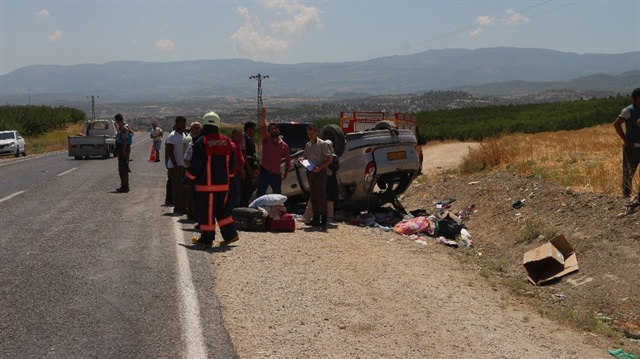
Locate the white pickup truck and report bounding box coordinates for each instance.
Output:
[68,120,117,159]
[277,119,422,213]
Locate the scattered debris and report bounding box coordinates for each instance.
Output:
[511,199,526,209]
[605,348,637,359]
[522,234,579,285]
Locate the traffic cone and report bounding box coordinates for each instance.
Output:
[148,144,156,162]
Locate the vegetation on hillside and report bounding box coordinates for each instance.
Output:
[0,105,86,136]
[418,95,629,141]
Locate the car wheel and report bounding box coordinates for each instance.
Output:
[74,156,81,160]
[22,148,26,156]
[319,124,345,157]
[373,121,395,130]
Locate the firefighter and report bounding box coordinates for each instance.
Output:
[186,111,239,248]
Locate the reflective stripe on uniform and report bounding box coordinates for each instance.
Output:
[217,216,234,227]
[206,155,212,186]
[196,184,229,192]
[208,193,214,227]
[200,224,216,232]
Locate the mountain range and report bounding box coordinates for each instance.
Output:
[1,47,638,103]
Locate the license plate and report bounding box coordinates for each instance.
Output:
[387,151,406,160]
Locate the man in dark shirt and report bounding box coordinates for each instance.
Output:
[240,121,258,207]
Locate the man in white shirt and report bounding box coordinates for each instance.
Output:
[165,116,187,214]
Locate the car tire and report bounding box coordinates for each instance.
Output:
[74,156,81,160]
[319,124,345,157]
[373,121,395,130]
[22,148,26,156]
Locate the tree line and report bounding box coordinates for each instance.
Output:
[0,105,86,136]
[0,94,632,141]
[416,95,630,141]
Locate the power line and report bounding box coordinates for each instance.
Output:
[249,74,268,120]
[87,95,98,120]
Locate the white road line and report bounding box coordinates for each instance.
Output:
[57,168,77,177]
[0,190,26,203]
[173,220,207,359]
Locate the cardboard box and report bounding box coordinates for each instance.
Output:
[522,234,579,285]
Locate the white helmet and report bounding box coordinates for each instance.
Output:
[202,111,221,128]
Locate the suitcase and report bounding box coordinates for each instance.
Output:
[232,207,266,232]
[265,213,296,232]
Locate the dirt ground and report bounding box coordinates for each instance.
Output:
[212,141,639,358]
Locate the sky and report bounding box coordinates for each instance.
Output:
[1,0,639,76]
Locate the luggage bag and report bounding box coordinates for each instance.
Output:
[266,213,296,232]
[232,207,266,232]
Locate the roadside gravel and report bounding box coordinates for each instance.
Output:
[208,142,610,359]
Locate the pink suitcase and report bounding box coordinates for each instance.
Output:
[266,213,296,232]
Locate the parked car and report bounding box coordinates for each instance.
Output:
[0,130,27,157]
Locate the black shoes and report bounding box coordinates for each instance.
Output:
[309,214,320,226]
[191,236,213,248]
[219,236,240,247]
[308,214,327,229]
[116,187,130,193]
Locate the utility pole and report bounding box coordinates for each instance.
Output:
[87,95,98,120]
[249,73,268,120]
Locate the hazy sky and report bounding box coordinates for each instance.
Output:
[1,0,639,75]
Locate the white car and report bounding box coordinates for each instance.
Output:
[0,130,27,157]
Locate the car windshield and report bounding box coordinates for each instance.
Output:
[0,132,15,140]
[90,122,109,130]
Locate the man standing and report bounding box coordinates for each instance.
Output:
[184,122,202,222]
[228,127,246,211]
[256,108,291,197]
[166,116,187,214]
[114,113,132,193]
[240,121,258,207]
[614,87,640,207]
[186,112,239,248]
[150,121,163,162]
[298,124,332,228]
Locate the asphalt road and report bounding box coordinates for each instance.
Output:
[0,135,237,358]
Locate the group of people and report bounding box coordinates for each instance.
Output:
[112,86,640,237]
[111,107,341,247]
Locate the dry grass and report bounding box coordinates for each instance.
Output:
[459,124,634,196]
[26,123,84,154]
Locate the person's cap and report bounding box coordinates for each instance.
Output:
[202,111,221,127]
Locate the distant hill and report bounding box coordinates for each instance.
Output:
[0,47,638,103]
[452,70,640,96]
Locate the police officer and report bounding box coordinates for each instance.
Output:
[114,113,132,193]
[186,111,239,248]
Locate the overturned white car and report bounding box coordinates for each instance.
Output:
[276,113,424,213]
